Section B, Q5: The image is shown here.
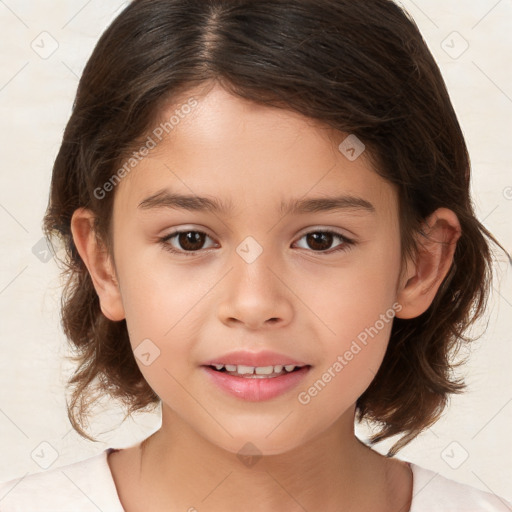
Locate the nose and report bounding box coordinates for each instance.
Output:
[216,245,294,330]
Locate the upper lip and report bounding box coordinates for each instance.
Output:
[202,350,310,367]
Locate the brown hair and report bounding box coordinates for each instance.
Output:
[42,0,510,455]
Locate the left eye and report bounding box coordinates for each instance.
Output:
[294,230,354,253]
[159,229,355,256]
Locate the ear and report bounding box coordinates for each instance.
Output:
[70,208,125,321]
[396,208,461,320]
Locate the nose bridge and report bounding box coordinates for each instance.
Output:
[231,233,278,297]
[217,233,292,328]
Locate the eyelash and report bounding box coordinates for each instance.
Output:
[159,229,355,257]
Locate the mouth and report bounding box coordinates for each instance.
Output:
[200,364,312,401]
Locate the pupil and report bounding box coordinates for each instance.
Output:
[307,232,332,251]
[180,231,204,251]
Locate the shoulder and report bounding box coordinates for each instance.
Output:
[409,462,512,511]
[0,449,124,512]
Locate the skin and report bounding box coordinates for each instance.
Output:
[71,82,461,512]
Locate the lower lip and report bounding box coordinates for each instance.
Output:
[201,366,311,401]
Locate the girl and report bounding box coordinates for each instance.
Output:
[1,0,511,510]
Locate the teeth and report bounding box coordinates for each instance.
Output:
[211,363,302,376]
[237,365,256,375]
[255,366,277,375]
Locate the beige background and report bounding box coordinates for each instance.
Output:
[0,0,511,503]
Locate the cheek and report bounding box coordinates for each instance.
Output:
[117,259,221,390]
[294,241,400,404]
[117,247,212,340]
[296,315,394,424]
[302,241,401,343]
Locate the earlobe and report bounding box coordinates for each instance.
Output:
[70,208,125,322]
[396,208,461,320]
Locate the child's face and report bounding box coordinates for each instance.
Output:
[108,84,405,454]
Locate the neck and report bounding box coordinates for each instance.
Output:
[131,405,409,512]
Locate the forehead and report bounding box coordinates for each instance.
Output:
[113,84,397,220]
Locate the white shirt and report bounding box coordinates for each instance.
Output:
[0,448,510,511]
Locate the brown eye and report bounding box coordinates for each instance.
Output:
[305,232,334,251]
[160,229,354,257]
[161,230,216,255]
[294,230,354,253]
[175,231,207,251]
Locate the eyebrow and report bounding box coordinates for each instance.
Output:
[137,189,376,216]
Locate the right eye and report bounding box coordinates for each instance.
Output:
[159,230,218,256]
